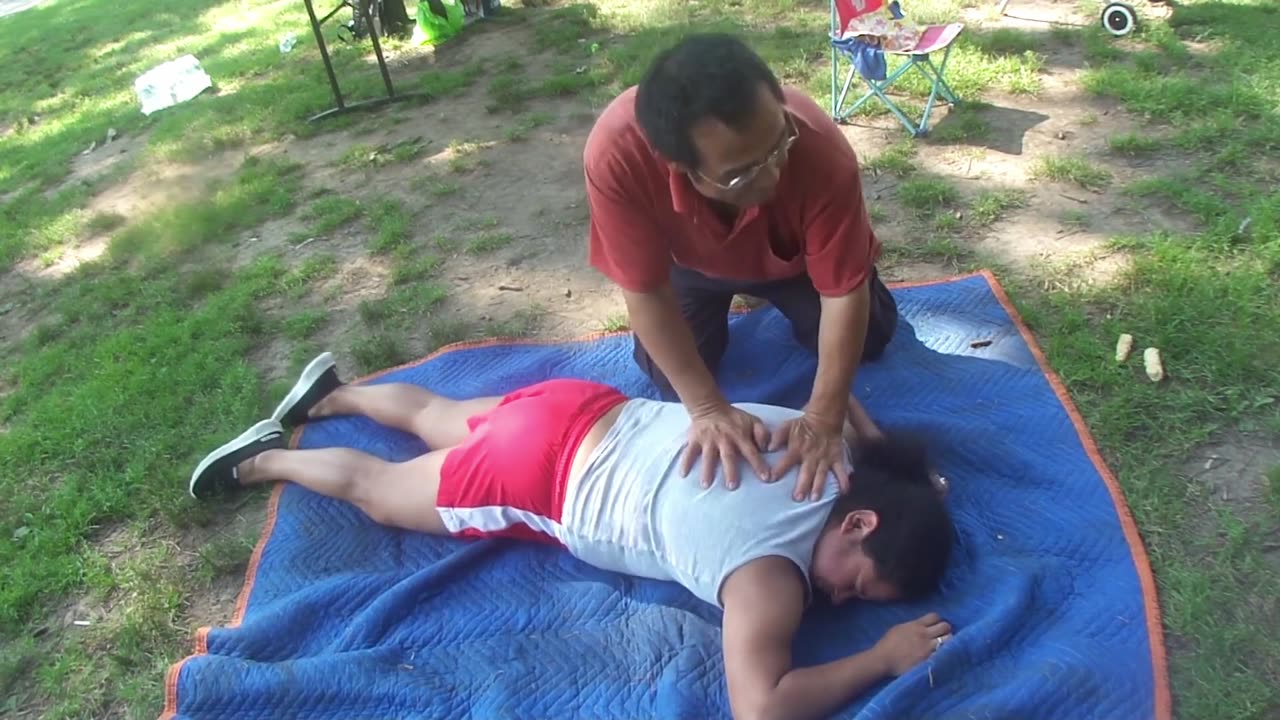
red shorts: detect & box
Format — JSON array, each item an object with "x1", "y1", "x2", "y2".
[{"x1": 436, "y1": 379, "x2": 627, "y2": 546}]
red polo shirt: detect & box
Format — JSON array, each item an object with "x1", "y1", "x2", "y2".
[{"x1": 584, "y1": 85, "x2": 879, "y2": 296}]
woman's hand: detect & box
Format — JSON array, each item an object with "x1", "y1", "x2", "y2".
[{"x1": 872, "y1": 612, "x2": 954, "y2": 676}]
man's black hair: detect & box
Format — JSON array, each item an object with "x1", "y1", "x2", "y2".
[
  {"x1": 828, "y1": 434, "x2": 953, "y2": 599},
  {"x1": 635, "y1": 33, "x2": 784, "y2": 170}
]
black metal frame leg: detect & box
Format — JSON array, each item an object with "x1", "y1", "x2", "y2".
[{"x1": 301, "y1": 0, "x2": 425, "y2": 122}]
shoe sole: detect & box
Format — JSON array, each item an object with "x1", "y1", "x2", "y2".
[
  {"x1": 189, "y1": 419, "x2": 284, "y2": 498},
  {"x1": 271, "y1": 352, "x2": 337, "y2": 424}
]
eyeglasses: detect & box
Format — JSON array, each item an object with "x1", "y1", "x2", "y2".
[{"x1": 696, "y1": 114, "x2": 799, "y2": 192}]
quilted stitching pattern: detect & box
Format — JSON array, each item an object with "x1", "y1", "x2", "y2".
[{"x1": 171, "y1": 275, "x2": 1160, "y2": 719}]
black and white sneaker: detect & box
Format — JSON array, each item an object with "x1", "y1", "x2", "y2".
[
  {"x1": 189, "y1": 419, "x2": 285, "y2": 499},
  {"x1": 271, "y1": 352, "x2": 344, "y2": 427}
]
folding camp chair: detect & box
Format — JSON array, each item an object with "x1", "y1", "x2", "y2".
[{"x1": 829, "y1": 0, "x2": 964, "y2": 137}]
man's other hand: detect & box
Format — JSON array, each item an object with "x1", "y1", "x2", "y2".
[
  {"x1": 768, "y1": 414, "x2": 850, "y2": 500},
  {"x1": 681, "y1": 404, "x2": 771, "y2": 490}
]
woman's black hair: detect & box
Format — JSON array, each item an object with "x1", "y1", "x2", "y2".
[{"x1": 828, "y1": 433, "x2": 953, "y2": 599}]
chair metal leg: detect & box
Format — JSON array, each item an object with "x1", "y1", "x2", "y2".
[
  {"x1": 302, "y1": 0, "x2": 427, "y2": 122},
  {"x1": 831, "y1": 45, "x2": 840, "y2": 119},
  {"x1": 832, "y1": 45, "x2": 961, "y2": 136},
  {"x1": 835, "y1": 65, "x2": 861, "y2": 120},
  {"x1": 304, "y1": 0, "x2": 345, "y2": 112},
  {"x1": 870, "y1": 80, "x2": 923, "y2": 136},
  {"x1": 910, "y1": 44, "x2": 959, "y2": 136},
  {"x1": 912, "y1": 53, "x2": 960, "y2": 104},
  {"x1": 847, "y1": 60, "x2": 911, "y2": 114},
  {"x1": 848, "y1": 61, "x2": 919, "y2": 135}
]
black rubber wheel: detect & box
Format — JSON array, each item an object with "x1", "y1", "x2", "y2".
[{"x1": 1101, "y1": 2, "x2": 1138, "y2": 37}]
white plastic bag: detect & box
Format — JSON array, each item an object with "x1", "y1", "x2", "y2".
[{"x1": 133, "y1": 55, "x2": 213, "y2": 116}]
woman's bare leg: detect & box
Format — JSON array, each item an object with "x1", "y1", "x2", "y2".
[
  {"x1": 238, "y1": 446, "x2": 454, "y2": 534},
  {"x1": 311, "y1": 383, "x2": 502, "y2": 449}
]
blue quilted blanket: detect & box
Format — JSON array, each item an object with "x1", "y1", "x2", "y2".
[{"x1": 163, "y1": 272, "x2": 1169, "y2": 720}]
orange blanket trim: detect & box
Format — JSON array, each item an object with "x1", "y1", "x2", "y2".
[{"x1": 158, "y1": 269, "x2": 1171, "y2": 720}]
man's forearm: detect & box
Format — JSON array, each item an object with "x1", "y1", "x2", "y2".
[
  {"x1": 623, "y1": 286, "x2": 725, "y2": 413},
  {"x1": 755, "y1": 649, "x2": 888, "y2": 720},
  {"x1": 807, "y1": 282, "x2": 871, "y2": 428}
]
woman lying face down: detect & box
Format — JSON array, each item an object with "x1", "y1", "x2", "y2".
[{"x1": 190, "y1": 353, "x2": 954, "y2": 720}]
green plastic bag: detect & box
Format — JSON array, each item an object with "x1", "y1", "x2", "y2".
[{"x1": 416, "y1": 0, "x2": 465, "y2": 45}]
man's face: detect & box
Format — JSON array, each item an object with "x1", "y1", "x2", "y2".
[
  {"x1": 681, "y1": 84, "x2": 797, "y2": 209},
  {"x1": 810, "y1": 510, "x2": 901, "y2": 606}
]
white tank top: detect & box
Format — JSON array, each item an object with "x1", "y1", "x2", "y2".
[{"x1": 559, "y1": 398, "x2": 842, "y2": 608}]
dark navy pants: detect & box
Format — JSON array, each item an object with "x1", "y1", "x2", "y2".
[{"x1": 633, "y1": 266, "x2": 898, "y2": 401}]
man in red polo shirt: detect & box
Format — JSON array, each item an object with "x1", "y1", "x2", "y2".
[{"x1": 584, "y1": 33, "x2": 898, "y2": 500}]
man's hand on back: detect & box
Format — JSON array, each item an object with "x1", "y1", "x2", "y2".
[
  {"x1": 768, "y1": 413, "x2": 850, "y2": 501},
  {"x1": 681, "y1": 403, "x2": 771, "y2": 490}
]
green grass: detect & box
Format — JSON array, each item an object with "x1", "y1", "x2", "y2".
[
  {"x1": 387, "y1": 284, "x2": 448, "y2": 322},
  {"x1": 390, "y1": 250, "x2": 444, "y2": 286},
  {"x1": 932, "y1": 213, "x2": 963, "y2": 235},
  {"x1": 427, "y1": 180, "x2": 461, "y2": 197},
  {"x1": 897, "y1": 176, "x2": 961, "y2": 211},
  {"x1": 886, "y1": 44, "x2": 1044, "y2": 100},
  {"x1": 1108, "y1": 132, "x2": 1164, "y2": 156},
  {"x1": 863, "y1": 141, "x2": 918, "y2": 177},
  {"x1": 427, "y1": 304, "x2": 547, "y2": 348},
  {"x1": 506, "y1": 111, "x2": 556, "y2": 142},
  {"x1": 1061, "y1": 208, "x2": 1091, "y2": 229},
  {"x1": 484, "y1": 305, "x2": 545, "y2": 338},
  {"x1": 972, "y1": 28, "x2": 1043, "y2": 56},
  {"x1": 0, "y1": 0, "x2": 420, "y2": 256},
  {"x1": 532, "y1": 3, "x2": 599, "y2": 52},
  {"x1": 445, "y1": 139, "x2": 488, "y2": 173},
  {"x1": 1019, "y1": 233, "x2": 1280, "y2": 717},
  {"x1": 432, "y1": 233, "x2": 460, "y2": 253},
  {"x1": 421, "y1": 62, "x2": 486, "y2": 97},
  {"x1": 194, "y1": 533, "x2": 256, "y2": 584},
  {"x1": 85, "y1": 211, "x2": 127, "y2": 235},
  {"x1": 1017, "y1": 4, "x2": 1280, "y2": 716},
  {"x1": 1268, "y1": 466, "x2": 1280, "y2": 519},
  {"x1": 293, "y1": 195, "x2": 363, "y2": 242},
  {"x1": 968, "y1": 188, "x2": 1028, "y2": 227},
  {"x1": 338, "y1": 138, "x2": 426, "y2": 169},
  {"x1": 1031, "y1": 154, "x2": 1113, "y2": 191},
  {"x1": 0, "y1": 153, "x2": 325, "y2": 715},
  {"x1": 460, "y1": 215, "x2": 500, "y2": 231},
  {"x1": 105, "y1": 157, "x2": 303, "y2": 263},
  {"x1": 280, "y1": 254, "x2": 338, "y2": 297},
  {"x1": 369, "y1": 199, "x2": 411, "y2": 254},
  {"x1": 427, "y1": 317, "x2": 474, "y2": 351},
  {"x1": 465, "y1": 231, "x2": 515, "y2": 254},
  {"x1": 881, "y1": 235, "x2": 974, "y2": 268},
  {"x1": 600, "y1": 313, "x2": 629, "y2": 332},
  {"x1": 351, "y1": 333, "x2": 410, "y2": 374},
  {"x1": 282, "y1": 309, "x2": 328, "y2": 340},
  {"x1": 1122, "y1": 175, "x2": 1229, "y2": 227},
  {"x1": 931, "y1": 103, "x2": 991, "y2": 143}
]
